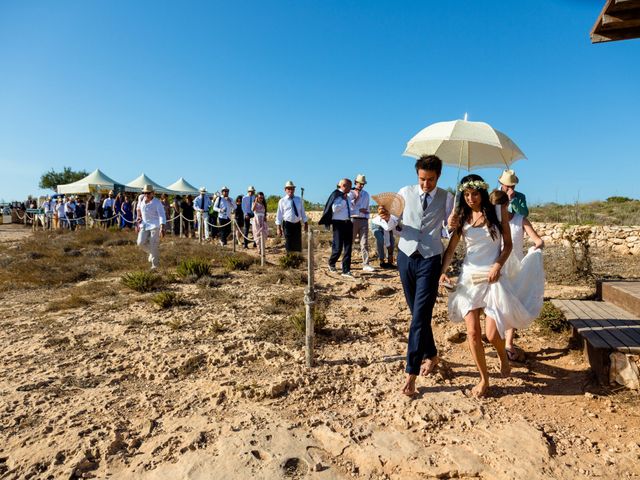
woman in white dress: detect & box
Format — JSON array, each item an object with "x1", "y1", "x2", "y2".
[
  {"x1": 490, "y1": 190, "x2": 545, "y2": 361},
  {"x1": 251, "y1": 192, "x2": 269, "y2": 246},
  {"x1": 440, "y1": 175, "x2": 533, "y2": 397}
]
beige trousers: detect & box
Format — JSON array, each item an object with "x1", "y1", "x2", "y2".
[
  {"x1": 351, "y1": 217, "x2": 370, "y2": 266},
  {"x1": 137, "y1": 228, "x2": 161, "y2": 269}
]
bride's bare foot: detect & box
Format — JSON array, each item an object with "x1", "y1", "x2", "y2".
[
  {"x1": 401, "y1": 374, "x2": 417, "y2": 397},
  {"x1": 419, "y1": 356, "x2": 439, "y2": 376},
  {"x1": 499, "y1": 354, "x2": 511, "y2": 377},
  {"x1": 471, "y1": 379, "x2": 489, "y2": 398}
]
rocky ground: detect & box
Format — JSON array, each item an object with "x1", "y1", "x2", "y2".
[{"x1": 0, "y1": 223, "x2": 639, "y2": 479}]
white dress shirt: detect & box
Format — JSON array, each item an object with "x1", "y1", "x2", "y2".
[
  {"x1": 138, "y1": 197, "x2": 166, "y2": 230},
  {"x1": 194, "y1": 194, "x2": 212, "y2": 212},
  {"x1": 331, "y1": 193, "x2": 351, "y2": 221},
  {"x1": 348, "y1": 189, "x2": 370, "y2": 219},
  {"x1": 275, "y1": 195, "x2": 307, "y2": 225},
  {"x1": 420, "y1": 186, "x2": 455, "y2": 238},
  {"x1": 214, "y1": 196, "x2": 235, "y2": 219},
  {"x1": 241, "y1": 194, "x2": 255, "y2": 215}
]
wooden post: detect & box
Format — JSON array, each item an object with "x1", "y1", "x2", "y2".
[
  {"x1": 232, "y1": 220, "x2": 236, "y2": 252},
  {"x1": 179, "y1": 213, "x2": 183, "y2": 238},
  {"x1": 198, "y1": 213, "x2": 203, "y2": 244},
  {"x1": 260, "y1": 233, "x2": 265, "y2": 266},
  {"x1": 304, "y1": 229, "x2": 315, "y2": 368}
]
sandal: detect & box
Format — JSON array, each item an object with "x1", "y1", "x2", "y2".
[{"x1": 506, "y1": 348, "x2": 518, "y2": 362}]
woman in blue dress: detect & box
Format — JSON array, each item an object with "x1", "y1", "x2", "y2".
[{"x1": 120, "y1": 195, "x2": 134, "y2": 229}]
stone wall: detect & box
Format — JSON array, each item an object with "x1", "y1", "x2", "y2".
[
  {"x1": 305, "y1": 212, "x2": 640, "y2": 256},
  {"x1": 530, "y1": 223, "x2": 640, "y2": 256}
]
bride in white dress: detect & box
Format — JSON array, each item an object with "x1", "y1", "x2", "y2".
[{"x1": 440, "y1": 175, "x2": 534, "y2": 397}]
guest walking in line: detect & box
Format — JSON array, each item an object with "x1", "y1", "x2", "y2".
[
  {"x1": 390, "y1": 155, "x2": 454, "y2": 397},
  {"x1": 120, "y1": 195, "x2": 134, "y2": 229},
  {"x1": 214, "y1": 186, "x2": 235, "y2": 245},
  {"x1": 102, "y1": 191, "x2": 115, "y2": 227},
  {"x1": 171, "y1": 195, "x2": 181, "y2": 235},
  {"x1": 181, "y1": 195, "x2": 195, "y2": 238},
  {"x1": 349, "y1": 174, "x2": 374, "y2": 272},
  {"x1": 275, "y1": 180, "x2": 308, "y2": 253},
  {"x1": 252, "y1": 191, "x2": 269, "y2": 247},
  {"x1": 498, "y1": 169, "x2": 529, "y2": 217},
  {"x1": 319, "y1": 178, "x2": 354, "y2": 278},
  {"x1": 136, "y1": 184, "x2": 166, "y2": 270},
  {"x1": 235, "y1": 195, "x2": 245, "y2": 245},
  {"x1": 242, "y1": 186, "x2": 257, "y2": 248},
  {"x1": 194, "y1": 187, "x2": 212, "y2": 241},
  {"x1": 371, "y1": 204, "x2": 397, "y2": 268}
]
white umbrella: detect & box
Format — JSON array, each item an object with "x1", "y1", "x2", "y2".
[{"x1": 402, "y1": 115, "x2": 526, "y2": 171}]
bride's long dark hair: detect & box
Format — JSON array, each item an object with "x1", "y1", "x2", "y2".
[{"x1": 455, "y1": 174, "x2": 502, "y2": 240}]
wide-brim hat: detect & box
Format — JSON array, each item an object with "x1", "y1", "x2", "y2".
[
  {"x1": 498, "y1": 169, "x2": 519, "y2": 187},
  {"x1": 142, "y1": 184, "x2": 155, "y2": 193},
  {"x1": 372, "y1": 192, "x2": 404, "y2": 217},
  {"x1": 354, "y1": 174, "x2": 367, "y2": 185},
  {"x1": 221, "y1": 186, "x2": 229, "y2": 191},
  {"x1": 199, "y1": 186, "x2": 207, "y2": 193},
  {"x1": 247, "y1": 185, "x2": 256, "y2": 192},
  {"x1": 284, "y1": 180, "x2": 296, "y2": 188}
]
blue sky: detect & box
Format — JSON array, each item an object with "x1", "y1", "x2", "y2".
[{"x1": 1, "y1": 0, "x2": 638, "y2": 205}]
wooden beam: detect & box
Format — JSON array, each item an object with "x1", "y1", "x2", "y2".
[{"x1": 601, "y1": 14, "x2": 640, "y2": 30}]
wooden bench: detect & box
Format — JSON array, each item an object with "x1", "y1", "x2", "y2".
[{"x1": 552, "y1": 298, "x2": 640, "y2": 384}]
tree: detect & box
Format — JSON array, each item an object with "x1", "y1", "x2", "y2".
[{"x1": 39, "y1": 167, "x2": 89, "y2": 191}]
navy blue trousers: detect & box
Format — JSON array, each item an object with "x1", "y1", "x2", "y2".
[
  {"x1": 398, "y1": 250, "x2": 441, "y2": 375},
  {"x1": 329, "y1": 220, "x2": 353, "y2": 273}
]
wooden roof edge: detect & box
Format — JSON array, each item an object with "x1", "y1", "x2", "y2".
[{"x1": 591, "y1": 0, "x2": 640, "y2": 43}]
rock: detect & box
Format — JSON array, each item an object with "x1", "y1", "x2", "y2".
[
  {"x1": 106, "y1": 432, "x2": 128, "y2": 456},
  {"x1": 447, "y1": 331, "x2": 466, "y2": 343},
  {"x1": 312, "y1": 425, "x2": 350, "y2": 457},
  {"x1": 374, "y1": 286, "x2": 396, "y2": 297},
  {"x1": 268, "y1": 380, "x2": 289, "y2": 398}
]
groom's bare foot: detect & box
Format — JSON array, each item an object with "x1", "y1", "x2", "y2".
[
  {"x1": 471, "y1": 379, "x2": 489, "y2": 398},
  {"x1": 401, "y1": 374, "x2": 417, "y2": 397},
  {"x1": 419, "y1": 356, "x2": 439, "y2": 376}
]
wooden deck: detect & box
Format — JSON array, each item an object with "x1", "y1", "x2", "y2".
[{"x1": 553, "y1": 298, "x2": 640, "y2": 383}]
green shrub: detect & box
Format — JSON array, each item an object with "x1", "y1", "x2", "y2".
[
  {"x1": 535, "y1": 301, "x2": 569, "y2": 334},
  {"x1": 289, "y1": 308, "x2": 327, "y2": 334},
  {"x1": 279, "y1": 252, "x2": 305, "y2": 269},
  {"x1": 151, "y1": 291, "x2": 184, "y2": 309},
  {"x1": 176, "y1": 257, "x2": 211, "y2": 278},
  {"x1": 606, "y1": 196, "x2": 633, "y2": 203},
  {"x1": 121, "y1": 271, "x2": 163, "y2": 292},
  {"x1": 223, "y1": 254, "x2": 253, "y2": 271}
]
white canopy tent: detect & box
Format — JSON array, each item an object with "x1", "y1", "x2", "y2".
[
  {"x1": 57, "y1": 169, "x2": 122, "y2": 194},
  {"x1": 166, "y1": 177, "x2": 199, "y2": 196},
  {"x1": 125, "y1": 173, "x2": 175, "y2": 194}
]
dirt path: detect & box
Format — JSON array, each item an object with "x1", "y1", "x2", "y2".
[{"x1": 0, "y1": 233, "x2": 639, "y2": 479}]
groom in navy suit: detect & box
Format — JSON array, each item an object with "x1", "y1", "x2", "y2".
[{"x1": 390, "y1": 155, "x2": 454, "y2": 396}]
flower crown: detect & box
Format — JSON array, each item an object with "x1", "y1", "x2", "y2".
[{"x1": 458, "y1": 180, "x2": 489, "y2": 192}]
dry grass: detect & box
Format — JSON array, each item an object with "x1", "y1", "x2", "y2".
[
  {"x1": 530, "y1": 198, "x2": 640, "y2": 225},
  {"x1": 121, "y1": 271, "x2": 164, "y2": 293},
  {"x1": 45, "y1": 295, "x2": 92, "y2": 312},
  {"x1": 0, "y1": 229, "x2": 256, "y2": 291},
  {"x1": 151, "y1": 291, "x2": 186, "y2": 309}
]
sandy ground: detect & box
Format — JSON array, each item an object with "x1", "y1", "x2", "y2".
[{"x1": 1, "y1": 224, "x2": 639, "y2": 479}]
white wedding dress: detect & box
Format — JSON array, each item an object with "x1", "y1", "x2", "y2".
[{"x1": 448, "y1": 209, "x2": 544, "y2": 338}]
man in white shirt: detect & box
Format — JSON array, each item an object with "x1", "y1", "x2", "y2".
[
  {"x1": 325, "y1": 178, "x2": 354, "y2": 277},
  {"x1": 275, "y1": 180, "x2": 308, "y2": 253},
  {"x1": 64, "y1": 196, "x2": 77, "y2": 231},
  {"x1": 241, "y1": 185, "x2": 257, "y2": 248},
  {"x1": 194, "y1": 187, "x2": 212, "y2": 241},
  {"x1": 213, "y1": 186, "x2": 235, "y2": 246},
  {"x1": 390, "y1": 155, "x2": 454, "y2": 397},
  {"x1": 136, "y1": 184, "x2": 166, "y2": 270},
  {"x1": 102, "y1": 191, "x2": 116, "y2": 227},
  {"x1": 348, "y1": 174, "x2": 374, "y2": 272},
  {"x1": 42, "y1": 196, "x2": 53, "y2": 230},
  {"x1": 55, "y1": 198, "x2": 66, "y2": 229}
]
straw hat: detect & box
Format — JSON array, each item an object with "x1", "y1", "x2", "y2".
[
  {"x1": 247, "y1": 185, "x2": 256, "y2": 192},
  {"x1": 199, "y1": 186, "x2": 207, "y2": 193},
  {"x1": 354, "y1": 174, "x2": 367, "y2": 185},
  {"x1": 142, "y1": 184, "x2": 155, "y2": 193},
  {"x1": 284, "y1": 180, "x2": 296, "y2": 188},
  {"x1": 498, "y1": 169, "x2": 519, "y2": 187},
  {"x1": 371, "y1": 192, "x2": 405, "y2": 217}
]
